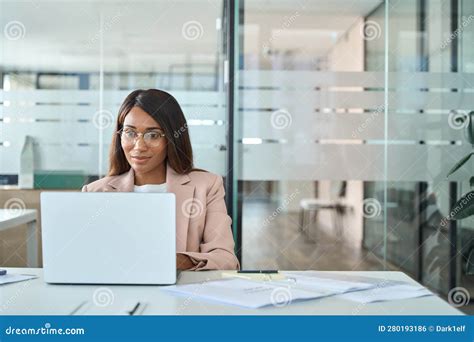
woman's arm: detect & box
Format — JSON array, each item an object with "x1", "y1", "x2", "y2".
[{"x1": 179, "y1": 174, "x2": 240, "y2": 271}]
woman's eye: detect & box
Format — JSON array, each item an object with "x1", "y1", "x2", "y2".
[
  {"x1": 147, "y1": 132, "x2": 160, "y2": 140},
  {"x1": 124, "y1": 131, "x2": 136, "y2": 139}
]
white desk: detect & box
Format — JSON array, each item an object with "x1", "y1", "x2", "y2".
[
  {"x1": 0, "y1": 268, "x2": 462, "y2": 315},
  {"x1": 0, "y1": 209, "x2": 38, "y2": 267}
]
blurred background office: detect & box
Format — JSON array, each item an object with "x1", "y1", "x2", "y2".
[{"x1": 1, "y1": 0, "x2": 474, "y2": 312}]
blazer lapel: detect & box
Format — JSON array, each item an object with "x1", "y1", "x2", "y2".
[
  {"x1": 107, "y1": 168, "x2": 135, "y2": 192},
  {"x1": 166, "y1": 164, "x2": 195, "y2": 251}
]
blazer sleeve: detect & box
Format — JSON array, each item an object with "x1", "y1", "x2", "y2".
[{"x1": 178, "y1": 175, "x2": 240, "y2": 271}]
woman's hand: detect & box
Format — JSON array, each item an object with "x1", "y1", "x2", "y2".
[{"x1": 176, "y1": 253, "x2": 195, "y2": 270}]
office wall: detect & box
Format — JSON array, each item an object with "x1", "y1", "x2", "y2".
[
  {"x1": 0, "y1": 0, "x2": 228, "y2": 266},
  {"x1": 0, "y1": 0, "x2": 228, "y2": 183}
]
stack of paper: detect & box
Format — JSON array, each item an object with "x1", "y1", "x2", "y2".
[
  {"x1": 338, "y1": 284, "x2": 433, "y2": 303},
  {"x1": 163, "y1": 272, "x2": 434, "y2": 309},
  {"x1": 283, "y1": 272, "x2": 433, "y2": 303},
  {"x1": 276, "y1": 271, "x2": 382, "y2": 293},
  {"x1": 163, "y1": 278, "x2": 332, "y2": 309}
]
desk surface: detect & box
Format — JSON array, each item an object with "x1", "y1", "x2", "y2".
[
  {"x1": 0, "y1": 209, "x2": 37, "y2": 230},
  {"x1": 0, "y1": 268, "x2": 462, "y2": 315}
]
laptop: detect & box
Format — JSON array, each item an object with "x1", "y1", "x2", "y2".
[{"x1": 40, "y1": 192, "x2": 176, "y2": 285}]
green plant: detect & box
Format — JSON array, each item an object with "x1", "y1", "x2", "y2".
[{"x1": 446, "y1": 111, "x2": 474, "y2": 219}]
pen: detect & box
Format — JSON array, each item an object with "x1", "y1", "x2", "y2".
[
  {"x1": 128, "y1": 302, "x2": 141, "y2": 316},
  {"x1": 70, "y1": 301, "x2": 88, "y2": 315},
  {"x1": 237, "y1": 270, "x2": 278, "y2": 274}
]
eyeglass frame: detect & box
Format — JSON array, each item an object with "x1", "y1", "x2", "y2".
[{"x1": 117, "y1": 127, "x2": 167, "y2": 146}]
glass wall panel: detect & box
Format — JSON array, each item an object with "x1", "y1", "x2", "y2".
[
  {"x1": 0, "y1": 0, "x2": 227, "y2": 266},
  {"x1": 237, "y1": 0, "x2": 474, "y2": 308},
  {"x1": 382, "y1": 0, "x2": 474, "y2": 298},
  {"x1": 238, "y1": 0, "x2": 387, "y2": 271}
]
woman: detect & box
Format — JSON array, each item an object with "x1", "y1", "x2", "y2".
[{"x1": 82, "y1": 89, "x2": 239, "y2": 271}]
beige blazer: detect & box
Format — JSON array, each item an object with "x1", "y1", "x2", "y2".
[{"x1": 82, "y1": 164, "x2": 240, "y2": 271}]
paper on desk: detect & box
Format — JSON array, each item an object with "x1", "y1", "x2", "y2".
[
  {"x1": 163, "y1": 278, "x2": 333, "y2": 309},
  {"x1": 0, "y1": 273, "x2": 37, "y2": 285},
  {"x1": 278, "y1": 271, "x2": 389, "y2": 294},
  {"x1": 338, "y1": 284, "x2": 433, "y2": 303},
  {"x1": 286, "y1": 271, "x2": 405, "y2": 285},
  {"x1": 221, "y1": 271, "x2": 287, "y2": 282}
]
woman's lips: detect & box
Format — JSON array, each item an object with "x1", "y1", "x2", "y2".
[{"x1": 131, "y1": 156, "x2": 151, "y2": 164}]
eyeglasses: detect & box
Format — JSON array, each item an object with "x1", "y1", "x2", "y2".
[{"x1": 118, "y1": 128, "x2": 166, "y2": 147}]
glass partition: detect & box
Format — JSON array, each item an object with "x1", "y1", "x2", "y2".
[
  {"x1": 237, "y1": 0, "x2": 387, "y2": 271},
  {"x1": 0, "y1": 0, "x2": 228, "y2": 266}
]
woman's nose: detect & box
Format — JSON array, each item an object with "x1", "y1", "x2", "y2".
[{"x1": 133, "y1": 136, "x2": 148, "y2": 150}]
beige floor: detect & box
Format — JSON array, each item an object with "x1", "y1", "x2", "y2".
[{"x1": 241, "y1": 200, "x2": 385, "y2": 271}]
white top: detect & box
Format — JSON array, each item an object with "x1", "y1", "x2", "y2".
[{"x1": 133, "y1": 183, "x2": 167, "y2": 193}]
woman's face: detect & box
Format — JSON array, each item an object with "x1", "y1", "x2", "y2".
[{"x1": 121, "y1": 106, "x2": 167, "y2": 176}]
